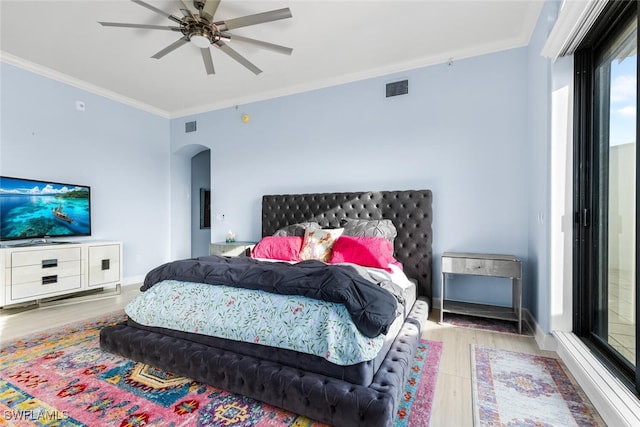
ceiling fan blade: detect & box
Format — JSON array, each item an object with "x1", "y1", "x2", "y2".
[
  {"x1": 201, "y1": 0, "x2": 221, "y2": 22},
  {"x1": 217, "y1": 8, "x2": 292, "y2": 31},
  {"x1": 131, "y1": 0, "x2": 183, "y2": 24},
  {"x1": 222, "y1": 33, "x2": 292, "y2": 55},
  {"x1": 201, "y1": 48, "x2": 215, "y2": 75},
  {"x1": 99, "y1": 22, "x2": 182, "y2": 31},
  {"x1": 177, "y1": 0, "x2": 194, "y2": 17},
  {"x1": 151, "y1": 36, "x2": 189, "y2": 59},
  {"x1": 215, "y1": 41, "x2": 262, "y2": 75}
]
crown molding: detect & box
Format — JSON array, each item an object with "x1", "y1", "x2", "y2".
[{"x1": 0, "y1": 52, "x2": 171, "y2": 119}]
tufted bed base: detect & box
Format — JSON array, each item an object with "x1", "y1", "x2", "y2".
[
  {"x1": 100, "y1": 190, "x2": 433, "y2": 426},
  {"x1": 100, "y1": 299, "x2": 429, "y2": 427}
]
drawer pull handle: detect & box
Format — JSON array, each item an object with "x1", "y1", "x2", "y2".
[
  {"x1": 42, "y1": 259, "x2": 58, "y2": 268},
  {"x1": 42, "y1": 275, "x2": 58, "y2": 285},
  {"x1": 101, "y1": 259, "x2": 110, "y2": 271}
]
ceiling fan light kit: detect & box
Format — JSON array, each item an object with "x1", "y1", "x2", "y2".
[
  {"x1": 190, "y1": 34, "x2": 211, "y2": 48},
  {"x1": 99, "y1": 0, "x2": 293, "y2": 75}
]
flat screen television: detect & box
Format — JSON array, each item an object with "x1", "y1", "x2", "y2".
[{"x1": 0, "y1": 176, "x2": 91, "y2": 242}]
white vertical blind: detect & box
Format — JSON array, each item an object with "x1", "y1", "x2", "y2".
[{"x1": 542, "y1": 0, "x2": 609, "y2": 59}]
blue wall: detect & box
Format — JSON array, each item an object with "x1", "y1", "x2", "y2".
[
  {"x1": 171, "y1": 46, "x2": 532, "y2": 310},
  {"x1": 526, "y1": 1, "x2": 560, "y2": 334},
  {"x1": 0, "y1": 62, "x2": 172, "y2": 283}
]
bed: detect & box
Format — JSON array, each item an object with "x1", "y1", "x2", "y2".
[{"x1": 100, "y1": 190, "x2": 433, "y2": 426}]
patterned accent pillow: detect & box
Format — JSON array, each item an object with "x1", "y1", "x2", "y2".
[
  {"x1": 299, "y1": 228, "x2": 344, "y2": 262},
  {"x1": 273, "y1": 222, "x2": 321, "y2": 237},
  {"x1": 341, "y1": 218, "x2": 397, "y2": 242}
]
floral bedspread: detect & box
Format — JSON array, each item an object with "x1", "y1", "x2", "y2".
[{"x1": 125, "y1": 279, "x2": 385, "y2": 365}]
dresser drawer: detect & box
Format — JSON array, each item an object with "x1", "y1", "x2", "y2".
[
  {"x1": 11, "y1": 247, "x2": 81, "y2": 268},
  {"x1": 442, "y1": 256, "x2": 521, "y2": 278},
  {"x1": 11, "y1": 260, "x2": 82, "y2": 285},
  {"x1": 11, "y1": 267, "x2": 82, "y2": 300}
]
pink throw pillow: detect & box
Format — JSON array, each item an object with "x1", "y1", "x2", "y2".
[
  {"x1": 328, "y1": 236, "x2": 398, "y2": 271},
  {"x1": 251, "y1": 236, "x2": 304, "y2": 261}
]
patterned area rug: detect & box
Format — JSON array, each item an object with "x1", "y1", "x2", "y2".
[
  {"x1": 442, "y1": 313, "x2": 528, "y2": 335},
  {"x1": 471, "y1": 345, "x2": 604, "y2": 426},
  {"x1": 0, "y1": 311, "x2": 443, "y2": 426}
]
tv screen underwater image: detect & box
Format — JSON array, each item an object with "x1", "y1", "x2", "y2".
[{"x1": 0, "y1": 176, "x2": 91, "y2": 241}]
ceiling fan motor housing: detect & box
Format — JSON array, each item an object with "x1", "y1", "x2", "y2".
[{"x1": 182, "y1": 18, "x2": 220, "y2": 45}]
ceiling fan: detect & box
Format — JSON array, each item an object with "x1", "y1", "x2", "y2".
[{"x1": 99, "y1": 0, "x2": 293, "y2": 75}]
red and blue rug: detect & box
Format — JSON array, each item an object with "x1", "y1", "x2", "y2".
[
  {"x1": 471, "y1": 345, "x2": 604, "y2": 426},
  {"x1": 0, "y1": 311, "x2": 442, "y2": 426}
]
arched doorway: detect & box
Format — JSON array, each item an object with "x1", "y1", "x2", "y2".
[
  {"x1": 170, "y1": 143, "x2": 211, "y2": 260},
  {"x1": 191, "y1": 149, "x2": 211, "y2": 257}
]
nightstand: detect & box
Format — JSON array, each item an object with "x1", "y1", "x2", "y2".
[
  {"x1": 209, "y1": 241, "x2": 256, "y2": 257},
  {"x1": 440, "y1": 252, "x2": 522, "y2": 333}
]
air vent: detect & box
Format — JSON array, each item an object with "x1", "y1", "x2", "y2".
[
  {"x1": 386, "y1": 80, "x2": 408, "y2": 98},
  {"x1": 185, "y1": 121, "x2": 197, "y2": 133}
]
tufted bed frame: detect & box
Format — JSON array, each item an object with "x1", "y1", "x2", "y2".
[{"x1": 100, "y1": 189, "x2": 433, "y2": 426}]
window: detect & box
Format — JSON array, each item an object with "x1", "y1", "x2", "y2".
[{"x1": 574, "y1": 0, "x2": 639, "y2": 394}]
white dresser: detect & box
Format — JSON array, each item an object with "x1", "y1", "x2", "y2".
[{"x1": 0, "y1": 241, "x2": 122, "y2": 307}]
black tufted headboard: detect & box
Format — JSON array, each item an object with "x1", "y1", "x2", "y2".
[{"x1": 262, "y1": 190, "x2": 433, "y2": 301}]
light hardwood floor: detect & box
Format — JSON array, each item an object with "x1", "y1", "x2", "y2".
[
  {"x1": 422, "y1": 314, "x2": 564, "y2": 426},
  {"x1": 0, "y1": 285, "x2": 141, "y2": 343},
  {"x1": 0, "y1": 287, "x2": 600, "y2": 426}
]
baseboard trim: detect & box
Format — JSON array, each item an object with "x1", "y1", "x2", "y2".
[
  {"x1": 124, "y1": 275, "x2": 145, "y2": 286},
  {"x1": 524, "y1": 308, "x2": 558, "y2": 351},
  {"x1": 554, "y1": 330, "x2": 640, "y2": 427}
]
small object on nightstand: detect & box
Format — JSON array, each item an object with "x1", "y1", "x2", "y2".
[
  {"x1": 225, "y1": 230, "x2": 236, "y2": 243},
  {"x1": 210, "y1": 241, "x2": 256, "y2": 257},
  {"x1": 440, "y1": 252, "x2": 522, "y2": 333}
]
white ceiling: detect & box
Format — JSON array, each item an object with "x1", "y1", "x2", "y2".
[{"x1": 0, "y1": 0, "x2": 544, "y2": 118}]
